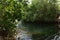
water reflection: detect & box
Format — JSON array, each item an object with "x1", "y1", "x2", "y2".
[
  {"x1": 15, "y1": 20, "x2": 32, "y2": 40},
  {"x1": 15, "y1": 29, "x2": 32, "y2": 40},
  {"x1": 16, "y1": 20, "x2": 57, "y2": 40}
]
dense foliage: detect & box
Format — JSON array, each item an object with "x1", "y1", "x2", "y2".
[
  {"x1": 22, "y1": 0, "x2": 58, "y2": 22},
  {"x1": 0, "y1": 0, "x2": 59, "y2": 38},
  {"x1": 0, "y1": 0, "x2": 25, "y2": 37}
]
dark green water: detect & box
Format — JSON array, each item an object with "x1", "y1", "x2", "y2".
[{"x1": 17, "y1": 21, "x2": 58, "y2": 40}]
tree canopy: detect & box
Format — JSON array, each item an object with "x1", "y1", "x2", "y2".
[{"x1": 22, "y1": 0, "x2": 58, "y2": 22}]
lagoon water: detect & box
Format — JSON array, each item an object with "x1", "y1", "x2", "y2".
[
  {"x1": 15, "y1": 20, "x2": 32, "y2": 40},
  {"x1": 15, "y1": 20, "x2": 58, "y2": 40}
]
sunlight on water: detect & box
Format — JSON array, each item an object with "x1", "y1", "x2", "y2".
[{"x1": 15, "y1": 20, "x2": 32, "y2": 40}]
